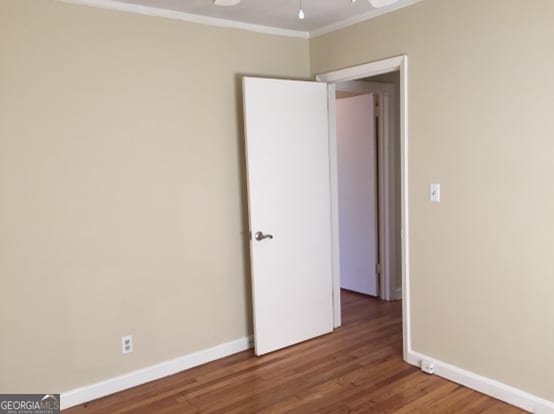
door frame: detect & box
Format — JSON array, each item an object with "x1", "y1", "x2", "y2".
[
  {"x1": 335, "y1": 80, "x2": 397, "y2": 302},
  {"x1": 316, "y1": 55, "x2": 410, "y2": 361}
]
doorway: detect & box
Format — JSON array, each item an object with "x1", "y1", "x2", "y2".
[
  {"x1": 335, "y1": 75, "x2": 400, "y2": 303},
  {"x1": 316, "y1": 55, "x2": 410, "y2": 360},
  {"x1": 241, "y1": 56, "x2": 409, "y2": 359}
]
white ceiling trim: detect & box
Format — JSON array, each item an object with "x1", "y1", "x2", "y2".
[
  {"x1": 57, "y1": 0, "x2": 423, "y2": 39},
  {"x1": 310, "y1": 0, "x2": 423, "y2": 38},
  {"x1": 57, "y1": 0, "x2": 309, "y2": 38}
]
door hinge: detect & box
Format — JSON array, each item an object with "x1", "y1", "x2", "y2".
[{"x1": 376, "y1": 263, "x2": 382, "y2": 275}]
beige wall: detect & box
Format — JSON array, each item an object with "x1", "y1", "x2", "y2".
[
  {"x1": 311, "y1": 0, "x2": 554, "y2": 401},
  {"x1": 0, "y1": 0, "x2": 309, "y2": 392},
  {"x1": 3, "y1": 0, "x2": 554, "y2": 403}
]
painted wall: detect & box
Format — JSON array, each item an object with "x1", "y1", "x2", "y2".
[
  {"x1": 336, "y1": 94, "x2": 378, "y2": 296},
  {"x1": 0, "y1": 0, "x2": 309, "y2": 393},
  {"x1": 311, "y1": 0, "x2": 554, "y2": 401}
]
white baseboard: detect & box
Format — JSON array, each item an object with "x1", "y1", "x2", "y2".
[
  {"x1": 61, "y1": 336, "x2": 253, "y2": 410},
  {"x1": 406, "y1": 350, "x2": 554, "y2": 414},
  {"x1": 60, "y1": 339, "x2": 554, "y2": 412}
]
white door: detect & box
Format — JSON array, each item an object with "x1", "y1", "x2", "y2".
[
  {"x1": 242, "y1": 77, "x2": 334, "y2": 356},
  {"x1": 336, "y1": 94, "x2": 379, "y2": 296}
]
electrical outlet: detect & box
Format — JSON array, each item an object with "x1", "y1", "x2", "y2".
[
  {"x1": 121, "y1": 335, "x2": 133, "y2": 354},
  {"x1": 421, "y1": 360, "x2": 435, "y2": 374}
]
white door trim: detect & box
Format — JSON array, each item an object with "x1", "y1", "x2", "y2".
[
  {"x1": 316, "y1": 55, "x2": 410, "y2": 361},
  {"x1": 317, "y1": 56, "x2": 406, "y2": 83}
]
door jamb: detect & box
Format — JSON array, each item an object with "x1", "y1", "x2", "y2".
[{"x1": 316, "y1": 55, "x2": 410, "y2": 361}]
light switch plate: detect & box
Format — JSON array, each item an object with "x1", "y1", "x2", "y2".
[{"x1": 430, "y1": 183, "x2": 440, "y2": 202}]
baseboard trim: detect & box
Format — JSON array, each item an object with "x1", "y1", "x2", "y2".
[
  {"x1": 61, "y1": 336, "x2": 253, "y2": 410},
  {"x1": 406, "y1": 350, "x2": 554, "y2": 414}
]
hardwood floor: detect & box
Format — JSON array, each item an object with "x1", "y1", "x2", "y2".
[{"x1": 64, "y1": 290, "x2": 524, "y2": 413}]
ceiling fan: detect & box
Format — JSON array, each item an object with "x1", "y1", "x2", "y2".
[
  {"x1": 213, "y1": 0, "x2": 400, "y2": 21},
  {"x1": 213, "y1": 0, "x2": 400, "y2": 8}
]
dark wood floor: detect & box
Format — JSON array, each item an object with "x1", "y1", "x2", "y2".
[{"x1": 64, "y1": 290, "x2": 524, "y2": 413}]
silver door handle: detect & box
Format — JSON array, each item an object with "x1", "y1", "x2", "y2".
[{"x1": 254, "y1": 231, "x2": 274, "y2": 241}]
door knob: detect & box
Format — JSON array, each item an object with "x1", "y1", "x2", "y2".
[{"x1": 254, "y1": 231, "x2": 274, "y2": 241}]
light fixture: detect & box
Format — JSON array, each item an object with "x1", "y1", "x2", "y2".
[
  {"x1": 298, "y1": 0, "x2": 305, "y2": 20},
  {"x1": 294, "y1": 0, "x2": 399, "y2": 21},
  {"x1": 213, "y1": 0, "x2": 400, "y2": 18}
]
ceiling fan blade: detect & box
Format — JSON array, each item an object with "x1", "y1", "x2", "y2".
[{"x1": 368, "y1": 0, "x2": 399, "y2": 8}]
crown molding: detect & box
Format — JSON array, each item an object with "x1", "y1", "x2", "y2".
[
  {"x1": 58, "y1": 0, "x2": 424, "y2": 40},
  {"x1": 57, "y1": 0, "x2": 309, "y2": 39},
  {"x1": 309, "y1": 0, "x2": 423, "y2": 38}
]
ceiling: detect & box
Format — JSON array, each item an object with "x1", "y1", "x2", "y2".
[{"x1": 106, "y1": 0, "x2": 422, "y2": 37}]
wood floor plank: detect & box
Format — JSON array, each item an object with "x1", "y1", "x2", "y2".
[{"x1": 64, "y1": 291, "x2": 525, "y2": 413}]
